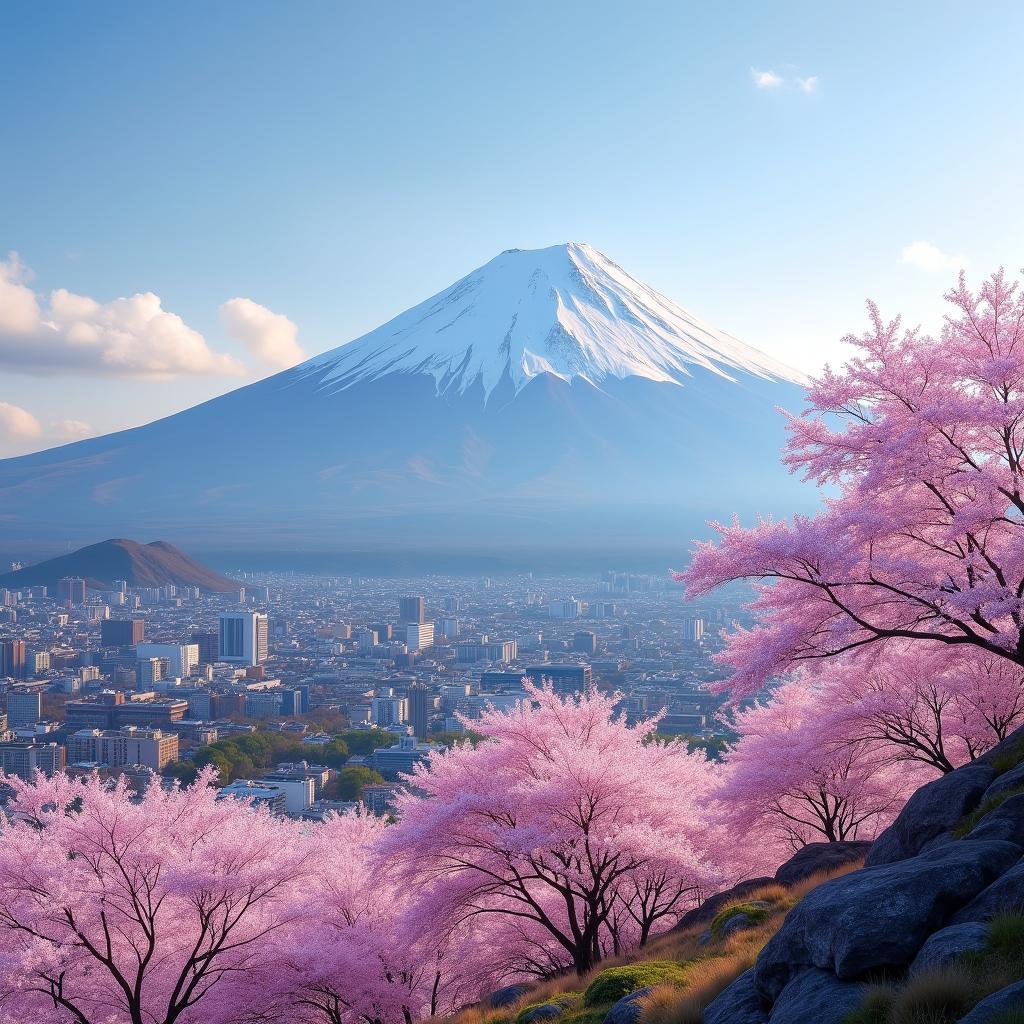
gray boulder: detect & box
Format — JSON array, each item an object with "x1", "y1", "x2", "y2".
[
  {"x1": 702, "y1": 969, "x2": 768, "y2": 1024},
  {"x1": 951, "y1": 857, "x2": 1024, "y2": 924},
  {"x1": 674, "y1": 877, "x2": 773, "y2": 931},
  {"x1": 754, "y1": 840, "x2": 1021, "y2": 1001},
  {"x1": 768, "y1": 968, "x2": 864, "y2": 1024},
  {"x1": 602, "y1": 987, "x2": 652, "y2": 1024},
  {"x1": 980, "y1": 760, "x2": 1024, "y2": 802},
  {"x1": 520, "y1": 1006, "x2": 564, "y2": 1024},
  {"x1": 957, "y1": 979, "x2": 1024, "y2": 1022},
  {"x1": 866, "y1": 762, "x2": 996, "y2": 866},
  {"x1": 908, "y1": 922, "x2": 990, "y2": 976},
  {"x1": 964, "y1": 793, "x2": 1024, "y2": 846},
  {"x1": 773, "y1": 841, "x2": 871, "y2": 887},
  {"x1": 487, "y1": 985, "x2": 529, "y2": 1008}
]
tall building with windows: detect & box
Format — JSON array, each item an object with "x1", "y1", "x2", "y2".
[
  {"x1": 682, "y1": 617, "x2": 705, "y2": 643},
  {"x1": 0, "y1": 639, "x2": 26, "y2": 679},
  {"x1": 407, "y1": 682, "x2": 433, "y2": 738},
  {"x1": 58, "y1": 577, "x2": 87, "y2": 605},
  {"x1": 218, "y1": 612, "x2": 268, "y2": 665},
  {"x1": 525, "y1": 663, "x2": 593, "y2": 695},
  {"x1": 0, "y1": 741, "x2": 65, "y2": 780},
  {"x1": 405, "y1": 622, "x2": 434, "y2": 652},
  {"x1": 101, "y1": 618, "x2": 145, "y2": 647},
  {"x1": 6, "y1": 689, "x2": 41, "y2": 727},
  {"x1": 371, "y1": 689, "x2": 408, "y2": 726},
  {"x1": 136, "y1": 643, "x2": 199, "y2": 678},
  {"x1": 67, "y1": 726, "x2": 179, "y2": 771},
  {"x1": 399, "y1": 596, "x2": 425, "y2": 624},
  {"x1": 190, "y1": 630, "x2": 219, "y2": 663}
]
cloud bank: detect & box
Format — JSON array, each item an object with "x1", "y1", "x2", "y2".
[
  {"x1": 219, "y1": 297, "x2": 306, "y2": 370},
  {"x1": 901, "y1": 240, "x2": 968, "y2": 273},
  {"x1": 0, "y1": 253, "x2": 245, "y2": 377}
]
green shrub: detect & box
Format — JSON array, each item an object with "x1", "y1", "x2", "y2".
[
  {"x1": 987, "y1": 911, "x2": 1024, "y2": 959},
  {"x1": 582, "y1": 962, "x2": 690, "y2": 1006},
  {"x1": 954, "y1": 785, "x2": 1024, "y2": 838},
  {"x1": 842, "y1": 984, "x2": 896, "y2": 1024},
  {"x1": 990, "y1": 739, "x2": 1024, "y2": 776},
  {"x1": 709, "y1": 902, "x2": 771, "y2": 941},
  {"x1": 887, "y1": 966, "x2": 974, "y2": 1024},
  {"x1": 515, "y1": 994, "x2": 581, "y2": 1024}
]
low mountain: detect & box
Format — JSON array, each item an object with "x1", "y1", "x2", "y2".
[
  {"x1": 0, "y1": 243, "x2": 813, "y2": 565},
  {"x1": 0, "y1": 538, "x2": 239, "y2": 593}
]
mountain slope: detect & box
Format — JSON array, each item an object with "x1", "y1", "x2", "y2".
[
  {"x1": 0, "y1": 244, "x2": 814, "y2": 565},
  {"x1": 0, "y1": 539, "x2": 240, "y2": 592}
]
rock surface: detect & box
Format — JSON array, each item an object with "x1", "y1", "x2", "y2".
[
  {"x1": 520, "y1": 1006, "x2": 564, "y2": 1024},
  {"x1": 866, "y1": 762, "x2": 997, "y2": 866},
  {"x1": 951, "y1": 858, "x2": 1024, "y2": 924},
  {"x1": 602, "y1": 987, "x2": 652, "y2": 1024},
  {"x1": 755, "y1": 840, "x2": 1021, "y2": 1000},
  {"x1": 487, "y1": 985, "x2": 529, "y2": 1009},
  {"x1": 908, "y1": 922, "x2": 990, "y2": 976},
  {"x1": 773, "y1": 841, "x2": 871, "y2": 886},
  {"x1": 674, "y1": 877, "x2": 773, "y2": 932},
  {"x1": 965, "y1": 793, "x2": 1024, "y2": 846},
  {"x1": 766, "y1": 968, "x2": 863, "y2": 1024},
  {"x1": 956, "y1": 979, "x2": 1024, "y2": 1022},
  {"x1": 702, "y1": 969, "x2": 768, "y2": 1024}
]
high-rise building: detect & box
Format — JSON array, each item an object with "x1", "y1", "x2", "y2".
[
  {"x1": 572, "y1": 631, "x2": 598, "y2": 655},
  {"x1": 101, "y1": 618, "x2": 145, "y2": 647},
  {"x1": 682, "y1": 617, "x2": 705, "y2": 643},
  {"x1": 399, "y1": 596, "x2": 426, "y2": 624},
  {"x1": 405, "y1": 622, "x2": 434, "y2": 652},
  {"x1": 407, "y1": 682, "x2": 433, "y2": 738},
  {"x1": 371, "y1": 691, "x2": 408, "y2": 726},
  {"x1": 190, "y1": 630, "x2": 219, "y2": 663},
  {"x1": 136, "y1": 643, "x2": 199, "y2": 678},
  {"x1": 218, "y1": 612, "x2": 269, "y2": 665},
  {"x1": 6, "y1": 689, "x2": 41, "y2": 727},
  {"x1": 0, "y1": 639, "x2": 26, "y2": 679},
  {"x1": 136, "y1": 657, "x2": 164, "y2": 687},
  {"x1": 58, "y1": 577, "x2": 87, "y2": 605}
]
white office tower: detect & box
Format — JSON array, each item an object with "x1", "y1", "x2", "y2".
[
  {"x1": 682, "y1": 616, "x2": 705, "y2": 643},
  {"x1": 218, "y1": 612, "x2": 269, "y2": 665},
  {"x1": 136, "y1": 643, "x2": 200, "y2": 678},
  {"x1": 405, "y1": 622, "x2": 435, "y2": 652}
]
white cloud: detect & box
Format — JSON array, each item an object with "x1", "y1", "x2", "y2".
[
  {"x1": 797, "y1": 76, "x2": 819, "y2": 93},
  {"x1": 0, "y1": 253, "x2": 246, "y2": 378},
  {"x1": 751, "y1": 68, "x2": 783, "y2": 89},
  {"x1": 51, "y1": 418, "x2": 92, "y2": 441},
  {"x1": 0, "y1": 401, "x2": 42, "y2": 438},
  {"x1": 901, "y1": 240, "x2": 968, "y2": 273},
  {"x1": 219, "y1": 297, "x2": 305, "y2": 370}
]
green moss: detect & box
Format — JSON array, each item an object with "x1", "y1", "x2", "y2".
[
  {"x1": 954, "y1": 784, "x2": 1024, "y2": 838},
  {"x1": 582, "y1": 962, "x2": 690, "y2": 1007},
  {"x1": 709, "y1": 902, "x2": 770, "y2": 941},
  {"x1": 514, "y1": 994, "x2": 581, "y2": 1024}
]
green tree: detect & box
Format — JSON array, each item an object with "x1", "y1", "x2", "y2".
[{"x1": 334, "y1": 765, "x2": 385, "y2": 800}]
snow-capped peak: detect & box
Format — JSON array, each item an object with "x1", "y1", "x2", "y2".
[{"x1": 296, "y1": 242, "x2": 804, "y2": 398}]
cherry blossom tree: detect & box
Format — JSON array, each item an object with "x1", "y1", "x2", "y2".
[
  {"x1": 679, "y1": 272, "x2": 1024, "y2": 699},
  {"x1": 381, "y1": 684, "x2": 721, "y2": 976},
  {"x1": 0, "y1": 769, "x2": 308, "y2": 1024},
  {"x1": 715, "y1": 679, "x2": 922, "y2": 852},
  {"x1": 818, "y1": 644, "x2": 1024, "y2": 773}
]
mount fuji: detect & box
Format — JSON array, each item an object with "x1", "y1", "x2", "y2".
[{"x1": 0, "y1": 244, "x2": 814, "y2": 568}]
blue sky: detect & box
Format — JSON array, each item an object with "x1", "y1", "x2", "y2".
[{"x1": 2, "y1": 0, "x2": 1023, "y2": 456}]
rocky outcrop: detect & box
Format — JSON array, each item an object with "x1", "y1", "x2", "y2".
[
  {"x1": 674, "y1": 878, "x2": 774, "y2": 932},
  {"x1": 755, "y1": 840, "x2": 1020, "y2": 999},
  {"x1": 772, "y1": 841, "x2": 871, "y2": 886},
  {"x1": 486, "y1": 985, "x2": 529, "y2": 1009},
  {"x1": 706, "y1": 729, "x2": 1024, "y2": 1024},
  {"x1": 865, "y1": 762, "x2": 997, "y2": 866}
]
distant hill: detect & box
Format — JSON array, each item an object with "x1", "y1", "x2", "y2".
[{"x1": 0, "y1": 539, "x2": 239, "y2": 593}]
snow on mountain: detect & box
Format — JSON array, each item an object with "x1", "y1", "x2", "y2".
[{"x1": 298, "y1": 242, "x2": 803, "y2": 398}]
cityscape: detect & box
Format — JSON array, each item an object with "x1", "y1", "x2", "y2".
[{"x1": 0, "y1": 569, "x2": 745, "y2": 817}]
